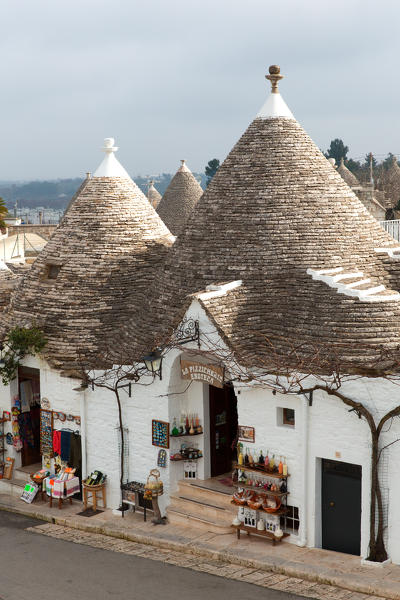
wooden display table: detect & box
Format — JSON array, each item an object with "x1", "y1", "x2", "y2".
[
  {"x1": 232, "y1": 524, "x2": 289, "y2": 545},
  {"x1": 82, "y1": 482, "x2": 106, "y2": 511},
  {"x1": 45, "y1": 476, "x2": 80, "y2": 509}
]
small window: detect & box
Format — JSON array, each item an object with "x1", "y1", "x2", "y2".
[
  {"x1": 46, "y1": 264, "x2": 61, "y2": 280},
  {"x1": 277, "y1": 407, "x2": 296, "y2": 428},
  {"x1": 281, "y1": 505, "x2": 299, "y2": 534},
  {"x1": 283, "y1": 408, "x2": 295, "y2": 426}
]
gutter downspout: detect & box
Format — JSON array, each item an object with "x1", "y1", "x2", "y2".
[
  {"x1": 297, "y1": 393, "x2": 309, "y2": 547},
  {"x1": 80, "y1": 391, "x2": 87, "y2": 480}
]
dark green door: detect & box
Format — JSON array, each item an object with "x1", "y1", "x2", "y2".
[{"x1": 322, "y1": 459, "x2": 361, "y2": 555}]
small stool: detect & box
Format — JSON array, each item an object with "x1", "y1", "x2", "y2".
[{"x1": 82, "y1": 483, "x2": 106, "y2": 511}]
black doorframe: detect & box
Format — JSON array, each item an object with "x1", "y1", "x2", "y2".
[
  {"x1": 321, "y1": 459, "x2": 362, "y2": 555},
  {"x1": 209, "y1": 383, "x2": 238, "y2": 477}
]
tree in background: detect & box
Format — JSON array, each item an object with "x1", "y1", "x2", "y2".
[
  {"x1": 0, "y1": 197, "x2": 9, "y2": 233},
  {"x1": 205, "y1": 159, "x2": 220, "y2": 186},
  {"x1": 324, "y1": 139, "x2": 349, "y2": 165}
]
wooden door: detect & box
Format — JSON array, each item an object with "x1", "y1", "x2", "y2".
[
  {"x1": 209, "y1": 384, "x2": 237, "y2": 477},
  {"x1": 19, "y1": 367, "x2": 42, "y2": 467},
  {"x1": 322, "y1": 459, "x2": 361, "y2": 555}
]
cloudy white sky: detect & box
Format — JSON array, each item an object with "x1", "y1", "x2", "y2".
[{"x1": 1, "y1": 0, "x2": 399, "y2": 180}]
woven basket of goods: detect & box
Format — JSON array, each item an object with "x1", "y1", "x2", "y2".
[
  {"x1": 145, "y1": 469, "x2": 163, "y2": 497},
  {"x1": 262, "y1": 497, "x2": 282, "y2": 513},
  {"x1": 247, "y1": 495, "x2": 263, "y2": 510},
  {"x1": 232, "y1": 491, "x2": 247, "y2": 505}
]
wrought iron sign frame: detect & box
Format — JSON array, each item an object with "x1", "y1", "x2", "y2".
[{"x1": 173, "y1": 317, "x2": 200, "y2": 348}]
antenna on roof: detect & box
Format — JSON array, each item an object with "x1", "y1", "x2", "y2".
[
  {"x1": 369, "y1": 152, "x2": 374, "y2": 185},
  {"x1": 266, "y1": 65, "x2": 283, "y2": 94}
]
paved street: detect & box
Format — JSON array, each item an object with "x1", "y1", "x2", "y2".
[{"x1": 0, "y1": 512, "x2": 308, "y2": 600}]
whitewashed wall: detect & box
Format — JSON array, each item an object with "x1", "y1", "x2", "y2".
[{"x1": 235, "y1": 377, "x2": 400, "y2": 563}]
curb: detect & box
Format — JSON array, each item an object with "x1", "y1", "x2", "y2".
[{"x1": 1, "y1": 502, "x2": 398, "y2": 600}]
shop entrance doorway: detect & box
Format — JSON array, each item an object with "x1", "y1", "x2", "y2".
[
  {"x1": 322, "y1": 459, "x2": 361, "y2": 555},
  {"x1": 18, "y1": 366, "x2": 41, "y2": 467},
  {"x1": 209, "y1": 383, "x2": 238, "y2": 477}
]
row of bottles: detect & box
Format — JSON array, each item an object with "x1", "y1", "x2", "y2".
[
  {"x1": 237, "y1": 445, "x2": 288, "y2": 476},
  {"x1": 171, "y1": 413, "x2": 203, "y2": 436}
]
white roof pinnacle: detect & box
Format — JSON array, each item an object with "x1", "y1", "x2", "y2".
[
  {"x1": 93, "y1": 137, "x2": 131, "y2": 178},
  {"x1": 256, "y1": 65, "x2": 295, "y2": 120},
  {"x1": 178, "y1": 159, "x2": 191, "y2": 173}
]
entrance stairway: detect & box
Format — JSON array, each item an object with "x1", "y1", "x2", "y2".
[
  {"x1": 167, "y1": 479, "x2": 236, "y2": 533},
  {"x1": 0, "y1": 463, "x2": 41, "y2": 498}
]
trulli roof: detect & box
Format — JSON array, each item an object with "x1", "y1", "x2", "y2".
[
  {"x1": 337, "y1": 157, "x2": 359, "y2": 188},
  {"x1": 139, "y1": 67, "x2": 400, "y2": 373},
  {"x1": 156, "y1": 160, "x2": 203, "y2": 236},
  {"x1": 147, "y1": 181, "x2": 162, "y2": 209},
  {"x1": 384, "y1": 156, "x2": 400, "y2": 208},
  {"x1": 0, "y1": 138, "x2": 174, "y2": 372}
]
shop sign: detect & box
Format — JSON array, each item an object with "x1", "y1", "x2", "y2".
[{"x1": 181, "y1": 360, "x2": 224, "y2": 388}]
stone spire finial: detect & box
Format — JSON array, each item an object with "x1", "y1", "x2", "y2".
[
  {"x1": 340, "y1": 157, "x2": 345, "y2": 166},
  {"x1": 266, "y1": 65, "x2": 283, "y2": 94},
  {"x1": 181, "y1": 159, "x2": 186, "y2": 167},
  {"x1": 102, "y1": 138, "x2": 118, "y2": 153}
]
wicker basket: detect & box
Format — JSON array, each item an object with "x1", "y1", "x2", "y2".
[{"x1": 144, "y1": 469, "x2": 163, "y2": 497}]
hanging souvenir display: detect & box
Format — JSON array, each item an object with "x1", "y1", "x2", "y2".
[
  {"x1": 11, "y1": 399, "x2": 22, "y2": 451},
  {"x1": 40, "y1": 409, "x2": 53, "y2": 457},
  {"x1": 152, "y1": 420, "x2": 169, "y2": 449}
]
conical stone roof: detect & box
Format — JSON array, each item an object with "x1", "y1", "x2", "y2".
[
  {"x1": 135, "y1": 66, "x2": 400, "y2": 372},
  {"x1": 1, "y1": 138, "x2": 174, "y2": 372},
  {"x1": 337, "y1": 157, "x2": 359, "y2": 187},
  {"x1": 384, "y1": 156, "x2": 400, "y2": 208},
  {"x1": 147, "y1": 180, "x2": 162, "y2": 209},
  {"x1": 156, "y1": 160, "x2": 203, "y2": 236}
]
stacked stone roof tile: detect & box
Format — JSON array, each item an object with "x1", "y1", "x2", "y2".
[
  {"x1": 0, "y1": 141, "x2": 173, "y2": 371},
  {"x1": 133, "y1": 67, "x2": 400, "y2": 372},
  {"x1": 147, "y1": 181, "x2": 162, "y2": 209},
  {"x1": 337, "y1": 158, "x2": 360, "y2": 188},
  {"x1": 156, "y1": 161, "x2": 203, "y2": 236}
]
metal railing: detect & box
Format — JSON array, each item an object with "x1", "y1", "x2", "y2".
[{"x1": 380, "y1": 220, "x2": 400, "y2": 242}]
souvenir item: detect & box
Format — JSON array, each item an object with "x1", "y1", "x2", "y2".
[
  {"x1": 6, "y1": 432, "x2": 13, "y2": 445},
  {"x1": 232, "y1": 516, "x2": 241, "y2": 526},
  {"x1": 275, "y1": 527, "x2": 284, "y2": 538},
  {"x1": 157, "y1": 449, "x2": 167, "y2": 468},
  {"x1": 257, "y1": 519, "x2": 265, "y2": 531},
  {"x1": 152, "y1": 420, "x2": 169, "y2": 448}
]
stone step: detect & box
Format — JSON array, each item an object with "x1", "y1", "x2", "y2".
[
  {"x1": 13, "y1": 463, "x2": 42, "y2": 483},
  {"x1": 0, "y1": 477, "x2": 26, "y2": 498},
  {"x1": 169, "y1": 493, "x2": 236, "y2": 524},
  {"x1": 167, "y1": 508, "x2": 234, "y2": 534},
  {"x1": 177, "y1": 480, "x2": 232, "y2": 509}
]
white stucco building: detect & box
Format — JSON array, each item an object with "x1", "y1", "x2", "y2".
[{"x1": 1, "y1": 66, "x2": 400, "y2": 566}]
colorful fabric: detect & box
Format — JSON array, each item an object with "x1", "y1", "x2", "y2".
[
  {"x1": 53, "y1": 430, "x2": 61, "y2": 455},
  {"x1": 60, "y1": 430, "x2": 72, "y2": 461},
  {"x1": 18, "y1": 412, "x2": 34, "y2": 448},
  {"x1": 52, "y1": 479, "x2": 64, "y2": 498},
  {"x1": 65, "y1": 477, "x2": 80, "y2": 497}
]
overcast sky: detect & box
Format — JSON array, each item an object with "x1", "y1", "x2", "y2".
[{"x1": 1, "y1": 0, "x2": 399, "y2": 180}]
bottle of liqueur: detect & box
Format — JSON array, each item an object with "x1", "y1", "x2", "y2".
[
  {"x1": 283, "y1": 458, "x2": 288, "y2": 476},
  {"x1": 280, "y1": 480, "x2": 287, "y2": 493},
  {"x1": 248, "y1": 450, "x2": 254, "y2": 466},
  {"x1": 269, "y1": 454, "x2": 275, "y2": 472},
  {"x1": 238, "y1": 444, "x2": 244, "y2": 465},
  {"x1": 244, "y1": 447, "x2": 249, "y2": 466},
  {"x1": 259, "y1": 449, "x2": 264, "y2": 465},
  {"x1": 171, "y1": 418, "x2": 180, "y2": 436},
  {"x1": 264, "y1": 451, "x2": 270, "y2": 470},
  {"x1": 185, "y1": 415, "x2": 190, "y2": 434},
  {"x1": 278, "y1": 456, "x2": 283, "y2": 475}
]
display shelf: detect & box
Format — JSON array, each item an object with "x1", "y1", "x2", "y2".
[
  {"x1": 170, "y1": 431, "x2": 203, "y2": 438},
  {"x1": 230, "y1": 500, "x2": 288, "y2": 517},
  {"x1": 170, "y1": 456, "x2": 203, "y2": 462},
  {"x1": 232, "y1": 482, "x2": 289, "y2": 497},
  {"x1": 232, "y1": 524, "x2": 289, "y2": 544},
  {"x1": 234, "y1": 464, "x2": 289, "y2": 479}
]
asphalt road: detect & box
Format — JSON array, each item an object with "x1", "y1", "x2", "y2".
[{"x1": 0, "y1": 511, "x2": 305, "y2": 600}]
